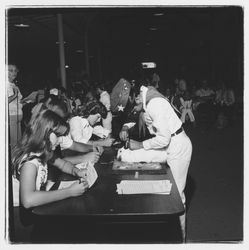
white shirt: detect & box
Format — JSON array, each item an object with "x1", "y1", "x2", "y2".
[
  {"x1": 99, "y1": 91, "x2": 111, "y2": 111},
  {"x1": 142, "y1": 96, "x2": 182, "y2": 150},
  {"x1": 69, "y1": 116, "x2": 93, "y2": 144},
  {"x1": 69, "y1": 116, "x2": 109, "y2": 144},
  {"x1": 7, "y1": 81, "x2": 23, "y2": 116},
  {"x1": 58, "y1": 134, "x2": 73, "y2": 150}
]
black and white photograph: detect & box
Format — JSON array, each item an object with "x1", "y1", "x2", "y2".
[{"x1": 2, "y1": 0, "x2": 246, "y2": 246}]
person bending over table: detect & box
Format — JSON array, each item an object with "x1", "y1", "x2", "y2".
[
  {"x1": 12, "y1": 109, "x2": 89, "y2": 208},
  {"x1": 69, "y1": 100, "x2": 115, "y2": 147},
  {"x1": 118, "y1": 85, "x2": 192, "y2": 240},
  {"x1": 31, "y1": 95, "x2": 103, "y2": 165}
]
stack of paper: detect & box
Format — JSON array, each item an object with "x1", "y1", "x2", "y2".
[{"x1": 116, "y1": 180, "x2": 172, "y2": 195}]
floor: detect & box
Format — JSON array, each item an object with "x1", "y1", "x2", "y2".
[{"x1": 184, "y1": 114, "x2": 243, "y2": 242}]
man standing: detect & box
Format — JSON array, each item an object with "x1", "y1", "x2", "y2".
[{"x1": 119, "y1": 85, "x2": 192, "y2": 240}]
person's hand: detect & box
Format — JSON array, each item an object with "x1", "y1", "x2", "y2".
[
  {"x1": 69, "y1": 179, "x2": 89, "y2": 197},
  {"x1": 12, "y1": 87, "x2": 18, "y2": 98},
  {"x1": 75, "y1": 168, "x2": 88, "y2": 178},
  {"x1": 83, "y1": 151, "x2": 100, "y2": 163},
  {"x1": 129, "y1": 139, "x2": 143, "y2": 150},
  {"x1": 119, "y1": 126, "x2": 129, "y2": 141},
  {"x1": 93, "y1": 145, "x2": 104, "y2": 155},
  {"x1": 131, "y1": 103, "x2": 143, "y2": 113},
  {"x1": 101, "y1": 138, "x2": 115, "y2": 147}
]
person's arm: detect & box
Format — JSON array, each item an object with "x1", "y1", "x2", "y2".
[
  {"x1": 19, "y1": 162, "x2": 88, "y2": 209},
  {"x1": 142, "y1": 99, "x2": 173, "y2": 150},
  {"x1": 63, "y1": 152, "x2": 100, "y2": 165},
  {"x1": 179, "y1": 97, "x2": 185, "y2": 108},
  {"x1": 8, "y1": 87, "x2": 18, "y2": 103},
  {"x1": 89, "y1": 138, "x2": 115, "y2": 147},
  {"x1": 69, "y1": 141, "x2": 94, "y2": 153},
  {"x1": 52, "y1": 158, "x2": 83, "y2": 176}
]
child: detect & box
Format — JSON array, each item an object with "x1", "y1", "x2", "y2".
[
  {"x1": 31, "y1": 95, "x2": 102, "y2": 165},
  {"x1": 179, "y1": 91, "x2": 195, "y2": 125},
  {"x1": 96, "y1": 84, "x2": 112, "y2": 134},
  {"x1": 69, "y1": 100, "x2": 115, "y2": 147},
  {"x1": 12, "y1": 109, "x2": 89, "y2": 208}
]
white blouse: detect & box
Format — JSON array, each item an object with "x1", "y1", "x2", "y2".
[
  {"x1": 69, "y1": 116, "x2": 109, "y2": 144},
  {"x1": 69, "y1": 116, "x2": 93, "y2": 144}
]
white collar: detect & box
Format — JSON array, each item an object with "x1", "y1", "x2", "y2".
[{"x1": 140, "y1": 85, "x2": 148, "y2": 111}]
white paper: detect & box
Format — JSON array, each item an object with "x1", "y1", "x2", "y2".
[
  {"x1": 58, "y1": 163, "x2": 98, "y2": 189},
  {"x1": 58, "y1": 180, "x2": 78, "y2": 190},
  {"x1": 116, "y1": 180, "x2": 172, "y2": 195},
  {"x1": 45, "y1": 180, "x2": 55, "y2": 191},
  {"x1": 84, "y1": 164, "x2": 98, "y2": 188},
  {"x1": 75, "y1": 161, "x2": 93, "y2": 170}
]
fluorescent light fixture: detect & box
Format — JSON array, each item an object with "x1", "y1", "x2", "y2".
[
  {"x1": 65, "y1": 65, "x2": 69, "y2": 68},
  {"x1": 56, "y1": 41, "x2": 67, "y2": 44},
  {"x1": 141, "y1": 62, "x2": 157, "y2": 69},
  {"x1": 149, "y1": 27, "x2": 158, "y2": 31},
  {"x1": 14, "y1": 23, "x2": 30, "y2": 28},
  {"x1": 154, "y1": 13, "x2": 164, "y2": 16}
]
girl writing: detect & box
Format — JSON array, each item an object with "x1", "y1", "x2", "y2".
[{"x1": 12, "y1": 109, "x2": 88, "y2": 208}]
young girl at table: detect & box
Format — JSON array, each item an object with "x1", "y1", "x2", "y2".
[
  {"x1": 69, "y1": 100, "x2": 115, "y2": 147},
  {"x1": 12, "y1": 109, "x2": 89, "y2": 208}
]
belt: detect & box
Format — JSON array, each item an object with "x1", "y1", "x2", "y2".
[{"x1": 171, "y1": 127, "x2": 183, "y2": 137}]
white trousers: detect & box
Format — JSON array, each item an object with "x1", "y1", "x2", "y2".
[
  {"x1": 119, "y1": 131, "x2": 192, "y2": 240},
  {"x1": 102, "y1": 111, "x2": 112, "y2": 133}
]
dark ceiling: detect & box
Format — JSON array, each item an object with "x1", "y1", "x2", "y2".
[{"x1": 6, "y1": 6, "x2": 243, "y2": 88}]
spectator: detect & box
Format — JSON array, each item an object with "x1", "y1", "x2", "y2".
[
  {"x1": 96, "y1": 84, "x2": 112, "y2": 134},
  {"x1": 7, "y1": 63, "x2": 23, "y2": 153}
]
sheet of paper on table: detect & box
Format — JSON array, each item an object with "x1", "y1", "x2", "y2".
[
  {"x1": 116, "y1": 180, "x2": 172, "y2": 195},
  {"x1": 58, "y1": 163, "x2": 98, "y2": 189}
]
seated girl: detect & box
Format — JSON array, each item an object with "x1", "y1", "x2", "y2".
[
  {"x1": 31, "y1": 95, "x2": 103, "y2": 164},
  {"x1": 69, "y1": 100, "x2": 115, "y2": 147},
  {"x1": 12, "y1": 109, "x2": 89, "y2": 208}
]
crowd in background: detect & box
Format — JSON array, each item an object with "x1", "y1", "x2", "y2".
[{"x1": 8, "y1": 63, "x2": 239, "y2": 150}]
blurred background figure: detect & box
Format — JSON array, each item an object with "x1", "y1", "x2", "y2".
[
  {"x1": 96, "y1": 83, "x2": 112, "y2": 134},
  {"x1": 7, "y1": 63, "x2": 23, "y2": 154}
]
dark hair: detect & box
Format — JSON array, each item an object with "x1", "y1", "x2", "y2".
[
  {"x1": 96, "y1": 84, "x2": 106, "y2": 91},
  {"x1": 76, "y1": 100, "x2": 107, "y2": 119},
  {"x1": 43, "y1": 95, "x2": 70, "y2": 119},
  {"x1": 12, "y1": 109, "x2": 69, "y2": 177}
]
